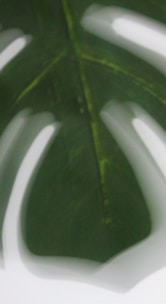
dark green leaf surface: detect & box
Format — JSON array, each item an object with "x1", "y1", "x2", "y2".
[{"x1": 0, "y1": 0, "x2": 166, "y2": 263}]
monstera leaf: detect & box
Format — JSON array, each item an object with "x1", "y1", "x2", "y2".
[{"x1": 0, "y1": 0, "x2": 166, "y2": 267}]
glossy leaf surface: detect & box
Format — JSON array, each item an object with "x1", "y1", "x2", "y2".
[{"x1": 0, "y1": 0, "x2": 165, "y2": 263}]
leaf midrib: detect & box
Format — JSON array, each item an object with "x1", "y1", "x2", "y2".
[{"x1": 61, "y1": 0, "x2": 113, "y2": 227}]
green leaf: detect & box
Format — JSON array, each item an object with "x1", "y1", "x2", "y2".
[{"x1": 0, "y1": 0, "x2": 166, "y2": 263}]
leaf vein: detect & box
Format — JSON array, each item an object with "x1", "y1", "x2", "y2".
[
  {"x1": 80, "y1": 53, "x2": 166, "y2": 104},
  {"x1": 16, "y1": 50, "x2": 67, "y2": 102}
]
